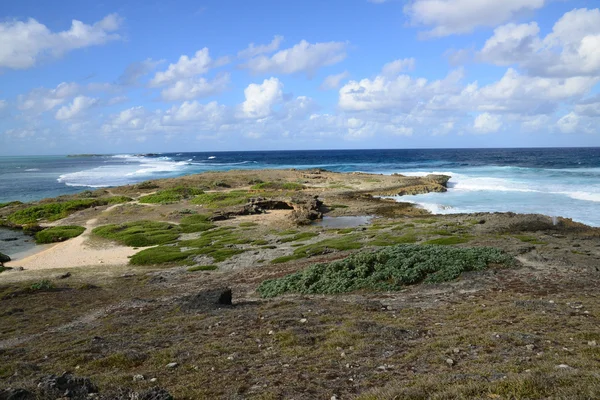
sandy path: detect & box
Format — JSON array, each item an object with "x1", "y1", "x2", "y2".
[{"x1": 7, "y1": 206, "x2": 142, "y2": 271}]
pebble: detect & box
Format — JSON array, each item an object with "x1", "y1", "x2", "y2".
[
  {"x1": 452, "y1": 348, "x2": 460, "y2": 354},
  {"x1": 133, "y1": 374, "x2": 145, "y2": 381},
  {"x1": 268, "y1": 330, "x2": 274, "y2": 335},
  {"x1": 588, "y1": 341, "x2": 597, "y2": 346},
  {"x1": 446, "y1": 358, "x2": 454, "y2": 366},
  {"x1": 149, "y1": 378, "x2": 157, "y2": 383},
  {"x1": 166, "y1": 362, "x2": 178, "y2": 369},
  {"x1": 555, "y1": 364, "x2": 573, "y2": 370},
  {"x1": 300, "y1": 318, "x2": 307, "y2": 323},
  {"x1": 526, "y1": 344, "x2": 535, "y2": 351}
]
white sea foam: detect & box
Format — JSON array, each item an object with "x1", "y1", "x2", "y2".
[
  {"x1": 24, "y1": 168, "x2": 40, "y2": 172},
  {"x1": 566, "y1": 191, "x2": 600, "y2": 202}
]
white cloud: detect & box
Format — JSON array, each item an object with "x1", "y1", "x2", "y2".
[
  {"x1": 0, "y1": 14, "x2": 122, "y2": 69},
  {"x1": 473, "y1": 112, "x2": 502, "y2": 133},
  {"x1": 478, "y1": 8, "x2": 600, "y2": 78},
  {"x1": 339, "y1": 69, "x2": 464, "y2": 112},
  {"x1": 118, "y1": 59, "x2": 162, "y2": 86},
  {"x1": 242, "y1": 40, "x2": 347, "y2": 75},
  {"x1": 405, "y1": 0, "x2": 545, "y2": 37},
  {"x1": 381, "y1": 58, "x2": 415, "y2": 76},
  {"x1": 557, "y1": 112, "x2": 579, "y2": 133},
  {"x1": 241, "y1": 77, "x2": 283, "y2": 118},
  {"x1": 150, "y1": 48, "x2": 223, "y2": 87},
  {"x1": 159, "y1": 73, "x2": 230, "y2": 101},
  {"x1": 320, "y1": 71, "x2": 350, "y2": 90},
  {"x1": 55, "y1": 96, "x2": 98, "y2": 120},
  {"x1": 18, "y1": 82, "x2": 80, "y2": 113},
  {"x1": 238, "y1": 35, "x2": 284, "y2": 58}
]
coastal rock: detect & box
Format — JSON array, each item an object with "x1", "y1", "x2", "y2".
[
  {"x1": 0, "y1": 252, "x2": 10, "y2": 266},
  {"x1": 0, "y1": 388, "x2": 35, "y2": 400},
  {"x1": 181, "y1": 287, "x2": 233, "y2": 311},
  {"x1": 37, "y1": 372, "x2": 98, "y2": 398}
]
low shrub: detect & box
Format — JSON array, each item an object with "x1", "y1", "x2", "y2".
[
  {"x1": 179, "y1": 214, "x2": 215, "y2": 233},
  {"x1": 7, "y1": 197, "x2": 130, "y2": 224},
  {"x1": 188, "y1": 265, "x2": 218, "y2": 272},
  {"x1": 30, "y1": 280, "x2": 55, "y2": 291},
  {"x1": 259, "y1": 244, "x2": 513, "y2": 297},
  {"x1": 0, "y1": 201, "x2": 23, "y2": 209},
  {"x1": 35, "y1": 226, "x2": 85, "y2": 244},
  {"x1": 424, "y1": 236, "x2": 471, "y2": 245},
  {"x1": 271, "y1": 235, "x2": 364, "y2": 264},
  {"x1": 279, "y1": 232, "x2": 319, "y2": 243},
  {"x1": 251, "y1": 182, "x2": 304, "y2": 190},
  {"x1": 190, "y1": 191, "x2": 251, "y2": 208},
  {"x1": 129, "y1": 246, "x2": 193, "y2": 266},
  {"x1": 93, "y1": 221, "x2": 181, "y2": 247}
]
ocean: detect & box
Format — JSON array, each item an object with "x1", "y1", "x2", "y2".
[{"x1": 1, "y1": 148, "x2": 600, "y2": 226}]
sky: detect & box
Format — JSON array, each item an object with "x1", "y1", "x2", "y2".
[{"x1": 1, "y1": 0, "x2": 600, "y2": 155}]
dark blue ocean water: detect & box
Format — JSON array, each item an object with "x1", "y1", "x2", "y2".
[{"x1": 1, "y1": 148, "x2": 599, "y2": 226}]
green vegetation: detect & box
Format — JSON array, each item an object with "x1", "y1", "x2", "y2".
[
  {"x1": 35, "y1": 225, "x2": 85, "y2": 244},
  {"x1": 30, "y1": 280, "x2": 55, "y2": 291},
  {"x1": 190, "y1": 191, "x2": 251, "y2": 208},
  {"x1": 130, "y1": 226, "x2": 250, "y2": 266},
  {"x1": 93, "y1": 221, "x2": 181, "y2": 247},
  {"x1": 251, "y1": 181, "x2": 304, "y2": 190},
  {"x1": 7, "y1": 197, "x2": 130, "y2": 224},
  {"x1": 274, "y1": 229, "x2": 299, "y2": 236},
  {"x1": 329, "y1": 204, "x2": 349, "y2": 209},
  {"x1": 424, "y1": 236, "x2": 471, "y2": 245},
  {"x1": 136, "y1": 181, "x2": 160, "y2": 190},
  {"x1": 271, "y1": 235, "x2": 364, "y2": 264},
  {"x1": 279, "y1": 232, "x2": 319, "y2": 243},
  {"x1": 179, "y1": 214, "x2": 215, "y2": 233},
  {"x1": 188, "y1": 265, "x2": 218, "y2": 272},
  {"x1": 513, "y1": 235, "x2": 547, "y2": 245},
  {"x1": 239, "y1": 222, "x2": 259, "y2": 227},
  {"x1": 138, "y1": 187, "x2": 204, "y2": 204},
  {"x1": 0, "y1": 201, "x2": 23, "y2": 209},
  {"x1": 259, "y1": 244, "x2": 513, "y2": 297},
  {"x1": 414, "y1": 218, "x2": 438, "y2": 224},
  {"x1": 370, "y1": 232, "x2": 418, "y2": 246}
]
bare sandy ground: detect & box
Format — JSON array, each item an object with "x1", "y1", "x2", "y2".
[{"x1": 7, "y1": 217, "x2": 141, "y2": 271}]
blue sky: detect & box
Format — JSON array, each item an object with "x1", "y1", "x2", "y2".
[{"x1": 1, "y1": 0, "x2": 599, "y2": 155}]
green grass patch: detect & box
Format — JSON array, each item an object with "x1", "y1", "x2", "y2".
[
  {"x1": 7, "y1": 197, "x2": 130, "y2": 224},
  {"x1": 337, "y1": 228, "x2": 355, "y2": 234},
  {"x1": 0, "y1": 201, "x2": 23, "y2": 209},
  {"x1": 429, "y1": 229, "x2": 454, "y2": 236},
  {"x1": 370, "y1": 232, "x2": 418, "y2": 246},
  {"x1": 30, "y1": 280, "x2": 55, "y2": 291},
  {"x1": 239, "y1": 222, "x2": 259, "y2": 227},
  {"x1": 179, "y1": 214, "x2": 215, "y2": 233},
  {"x1": 190, "y1": 191, "x2": 251, "y2": 208},
  {"x1": 129, "y1": 245, "x2": 194, "y2": 266},
  {"x1": 329, "y1": 204, "x2": 349, "y2": 209},
  {"x1": 513, "y1": 235, "x2": 547, "y2": 245},
  {"x1": 274, "y1": 229, "x2": 300, "y2": 236},
  {"x1": 414, "y1": 218, "x2": 438, "y2": 224},
  {"x1": 259, "y1": 244, "x2": 513, "y2": 297},
  {"x1": 424, "y1": 236, "x2": 471, "y2": 245},
  {"x1": 188, "y1": 265, "x2": 218, "y2": 272},
  {"x1": 251, "y1": 182, "x2": 304, "y2": 190},
  {"x1": 35, "y1": 225, "x2": 85, "y2": 244},
  {"x1": 93, "y1": 221, "x2": 181, "y2": 247},
  {"x1": 279, "y1": 232, "x2": 319, "y2": 243},
  {"x1": 252, "y1": 239, "x2": 269, "y2": 245},
  {"x1": 138, "y1": 186, "x2": 204, "y2": 204}
]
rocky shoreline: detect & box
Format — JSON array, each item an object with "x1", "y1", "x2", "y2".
[{"x1": 0, "y1": 169, "x2": 599, "y2": 399}]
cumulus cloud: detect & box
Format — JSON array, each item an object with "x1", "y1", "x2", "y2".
[
  {"x1": 473, "y1": 112, "x2": 502, "y2": 133},
  {"x1": 320, "y1": 71, "x2": 350, "y2": 90},
  {"x1": 149, "y1": 48, "x2": 228, "y2": 87},
  {"x1": 478, "y1": 8, "x2": 600, "y2": 78},
  {"x1": 556, "y1": 112, "x2": 580, "y2": 133},
  {"x1": 0, "y1": 14, "x2": 122, "y2": 69},
  {"x1": 55, "y1": 96, "x2": 98, "y2": 120},
  {"x1": 381, "y1": 58, "x2": 416, "y2": 76},
  {"x1": 405, "y1": 0, "x2": 546, "y2": 37},
  {"x1": 241, "y1": 77, "x2": 283, "y2": 118},
  {"x1": 238, "y1": 35, "x2": 284, "y2": 58},
  {"x1": 162, "y1": 101, "x2": 227, "y2": 125},
  {"x1": 242, "y1": 40, "x2": 347, "y2": 75},
  {"x1": 17, "y1": 82, "x2": 80, "y2": 113},
  {"x1": 159, "y1": 73, "x2": 230, "y2": 101}
]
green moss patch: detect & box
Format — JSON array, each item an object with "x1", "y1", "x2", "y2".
[
  {"x1": 259, "y1": 244, "x2": 513, "y2": 297},
  {"x1": 279, "y1": 232, "x2": 319, "y2": 243},
  {"x1": 35, "y1": 225, "x2": 85, "y2": 244},
  {"x1": 129, "y1": 245, "x2": 193, "y2": 266},
  {"x1": 0, "y1": 201, "x2": 23, "y2": 209},
  {"x1": 190, "y1": 191, "x2": 251, "y2": 208},
  {"x1": 93, "y1": 221, "x2": 181, "y2": 247},
  {"x1": 513, "y1": 235, "x2": 547, "y2": 245},
  {"x1": 138, "y1": 187, "x2": 204, "y2": 204},
  {"x1": 370, "y1": 232, "x2": 418, "y2": 246},
  {"x1": 7, "y1": 197, "x2": 130, "y2": 224},
  {"x1": 179, "y1": 214, "x2": 215, "y2": 233}
]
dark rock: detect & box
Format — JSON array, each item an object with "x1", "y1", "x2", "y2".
[
  {"x1": 0, "y1": 388, "x2": 35, "y2": 400},
  {"x1": 37, "y1": 372, "x2": 98, "y2": 398},
  {"x1": 57, "y1": 272, "x2": 72, "y2": 279},
  {"x1": 101, "y1": 387, "x2": 173, "y2": 400},
  {"x1": 1, "y1": 238, "x2": 18, "y2": 242},
  {"x1": 0, "y1": 252, "x2": 10, "y2": 266},
  {"x1": 181, "y1": 287, "x2": 233, "y2": 311}
]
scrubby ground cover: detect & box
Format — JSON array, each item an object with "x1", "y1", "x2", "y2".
[
  {"x1": 35, "y1": 226, "x2": 85, "y2": 244},
  {"x1": 259, "y1": 244, "x2": 513, "y2": 297},
  {"x1": 92, "y1": 221, "x2": 181, "y2": 247},
  {"x1": 138, "y1": 187, "x2": 204, "y2": 204},
  {"x1": 5, "y1": 197, "x2": 131, "y2": 225}
]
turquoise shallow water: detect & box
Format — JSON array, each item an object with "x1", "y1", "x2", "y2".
[{"x1": 1, "y1": 148, "x2": 599, "y2": 226}]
